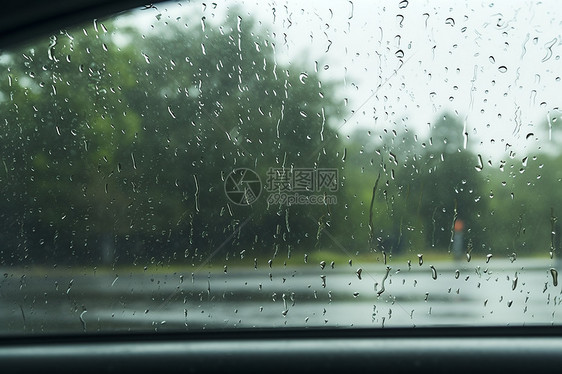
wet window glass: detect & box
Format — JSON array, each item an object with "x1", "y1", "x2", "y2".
[{"x1": 1, "y1": 0, "x2": 561, "y2": 334}]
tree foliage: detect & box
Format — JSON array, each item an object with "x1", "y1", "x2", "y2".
[{"x1": 0, "y1": 7, "x2": 558, "y2": 267}]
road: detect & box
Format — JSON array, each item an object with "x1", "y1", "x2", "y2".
[{"x1": 1, "y1": 257, "x2": 561, "y2": 334}]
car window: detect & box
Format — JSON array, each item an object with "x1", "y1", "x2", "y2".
[{"x1": 1, "y1": 0, "x2": 561, "y2": 335}]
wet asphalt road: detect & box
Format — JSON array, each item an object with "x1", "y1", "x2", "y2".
[{"x1": 1, "y1": 257, "x2": 561, "y2": 335}]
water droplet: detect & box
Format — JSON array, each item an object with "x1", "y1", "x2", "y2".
[
  {"x1": 141, "y1": 52, "x2": 150, "y2": 64},
  {"x1": 356, "y1": 268, "x2": 363, "y2": 280},
  {"x1": 79, "y1": 310, "x2": 87, "y2": 332},
  {"x1": 466, "y1": 252, "x2": 471, "y2": 262},
  {"x1": 489, "y1": 56, "x2": 495, "y2": 63},
  {"x1": 507, "y1": 300, "x2": 513, "y2": 307},
  {"x1": 130, "y1": 152, "x2": 137, "y2": 171},
  {"x1": 423, "y1": 12, "x2": 430, "y2": 27},
  {"x1": 320, "y1": 275, "x2": 326, "y2": 288},
  {"x1": 299, "y1": 73, "x2": 308, "y2": 84},
  {"x1": 320, "y1": 261, "x2": 326, "y2": 270},
  {"x1": 417, "y1": 254, "x2": 423, "y2": 266},
  {"x1": 455, "y1": 269, "x2": 460, "y2": 279},
  {"x1": 475, "y1": 154, "x2": 484, "y2": 172},
  {"x1": 353, "y1": 292, "x2": 360, "y2": 298},
  {"x1": 395, "y1": 49, "x2": 404, "y2": 59},
  {"x1": 512, "y1": 273, "x2": 518, "y2": 290},
  {"x1": 550, "y1": 268, "x2": 558, "y2": 286},
  {"x1": 237, "y1": 16, "x2": 242, "y2": 32},
  {"x1": 377, "y1": 266, "x2": 391, "y2": 296},
  {"x1": 398, "y1": 0, "x2": 409, "y2": 9},
  {"x1": 430, "y1": 265, "x2": 437, "y2": 280},
  {"x1": 445, "y1": 17, "x2": 455, "y2": 26},
  {"x1": 486, "y1": 254, "x2": 493, "y2": 263},
  {"x1": 47, "y1": 35, "x2": 57, "y2": 61},
  {"x1": 167, "y1": 106, "x2": 176, "y2": 119},
  {"x1": 498, "y1": 66, "x2": 507, "y2": 73}
]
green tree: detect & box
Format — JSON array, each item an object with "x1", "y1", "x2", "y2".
[
  {"x1": 0, "y1": 8, "x2": 345, "y2": 266},
  {"x1": 413, "y1": 114, "x2": 487, "y2": 252},
  {"x1": 340, "y1": 113, "x2": 489, "y2": 257}
]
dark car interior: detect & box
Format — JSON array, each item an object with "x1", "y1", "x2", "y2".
[{"x1": 1, "y1": 1, "x2": 562, "y2": 373}]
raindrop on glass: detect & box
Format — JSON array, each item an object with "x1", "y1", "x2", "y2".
[
  {"x1": 430, "y1": 265, "x2": 437, "y2": 280},
  {"x1": 398, "y1": 0, "x2": 409, "y2": 9},
  {"x1": 550, "y1": 268, "x2": 558, "y2": 287}
]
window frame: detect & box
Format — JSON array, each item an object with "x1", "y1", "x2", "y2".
[{"x1": 1, "y1": 2, "x2": 561, "y2": 372}]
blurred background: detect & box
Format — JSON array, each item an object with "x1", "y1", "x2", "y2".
[{"x1": 0, "y1": 0, "x2": 561, "y2": 333}]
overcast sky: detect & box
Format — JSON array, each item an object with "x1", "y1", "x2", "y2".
[{"x1": 127, "y1": 0, "x2": 562, "y2": 163}]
